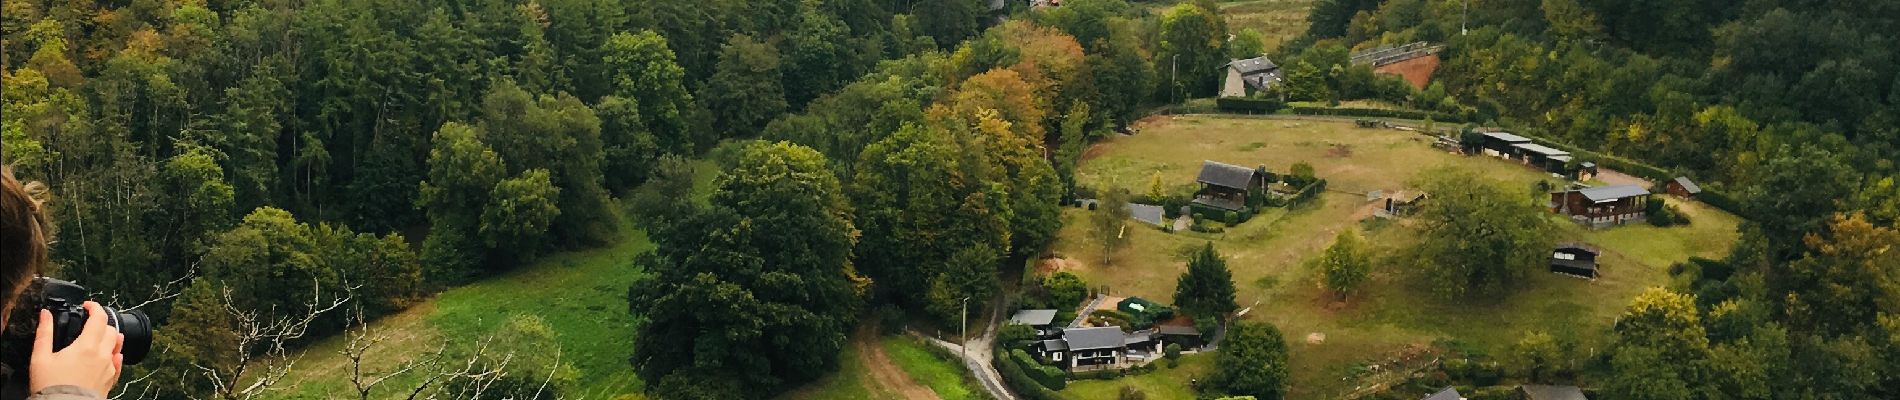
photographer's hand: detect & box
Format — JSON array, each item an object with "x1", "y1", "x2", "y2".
[{"x1": 28, "y1": 302, "x2": 124, "y2": 398}]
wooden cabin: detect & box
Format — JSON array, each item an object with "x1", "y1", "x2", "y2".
[
  {"x1": 1194, "y1": 160, "x2": 1267, "y2": 212},
  {"x1": 1550, "y1": 185, "x2": 1650, "y2": 228},
  {"x1": 1665, "y1": 176, "x2": 1702, "y2": 198}
]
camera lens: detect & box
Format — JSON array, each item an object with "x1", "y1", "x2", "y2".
[{"x1": 109, "y1": 308, "x2": 153, "y2": 365}]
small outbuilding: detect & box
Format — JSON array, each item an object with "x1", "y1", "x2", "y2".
[
  {"x1": 1665, "y1": 176, "x2": 1702, "y2": 198},
  {"x1": 1550, "y1": 243, "x2": 1600, "y2": 279},
  {"x1": 1479, "y1": 131, "x2": 1533, "y2": 158},
  {"x1": 1518, "y1": 385, "x2": 1588, "y2": 400},
  {"x1": 1010, "y1": 309, "x2": 1061, "y2": 338},
  {"x1": 1512, "y1": 143, "x2": 1572, "y2": 173},
  {"x1": 1385, "y1": 191, "x2": 1428, "y2": 216},
  {"x1": 1574, "y1": 162, "x2": 1598, "y2": 181},
  {"x1": 1423, "y1": 386, "x2": 1464, "y2": 400},
  {"x1": 1127, "y1": 203, "x2": 1167, "y2": 226},
  {"x1": 1156, "y1": 324, "x2": 1204, "y2": 348}
]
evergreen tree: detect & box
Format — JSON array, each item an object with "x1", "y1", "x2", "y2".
[{"x1": 1175, "y1": 242, "x2": 1239, "y2": 319}]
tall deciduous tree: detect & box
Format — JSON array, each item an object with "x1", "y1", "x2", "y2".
[
  {"x1": 1317, "y1": 230, "x2": 1371, "y2": 301},
  {"x1": 703, "y1": 34, "x2": 788, "y2": 138},
  {"x1": 1210, "y1": 321, "x2": 1291, "y2": 399},
  {"x1": 418, "y1": 123, "x2": 505, "y2": 280},
  {"x1": 1091, "y1": 188, "x2": 1132, "y2": 265},
  {"x1": 476, "y1": 81, "x2": 615, "y2": 245},
  {"x1": 1157, "y1": 2, "x2": 1226, "y2": 99},
  {"x1": 1176, "y1": 243, "x2": 1239, "y2": 319},
  {"x1": 912, "y1": 0, "x2": 986, "y2": 49},
  {"x1": 630, "y1": 142, "x2": 864, "y2": 398},
  {"x1": 599, "y1": 31, "x2": 702, "y2": 154},
  {"x1": 851, "y1": 122, "x2": 1009, "y2": 304},
  {"x1": 927, "y1": 246, "x2": 1002, "y2": 325},
  {"x1": 783, "y1": 3, "x2": 855, "y2": 107},
  {"x1": 1407, "y1": 168, "x2": 1556, "y2": 298}
]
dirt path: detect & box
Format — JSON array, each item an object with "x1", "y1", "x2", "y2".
[{"x1": 856, "y1": 334, "x2": 942, "y2": 400}]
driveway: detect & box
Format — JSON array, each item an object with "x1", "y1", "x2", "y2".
[{"x1": 919, "y1": 293, "x2": 1020, "y2": 400}]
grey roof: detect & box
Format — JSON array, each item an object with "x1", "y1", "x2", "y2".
[
  {"x1": 1519, "y1": 385, "x2": 1588, "y2": 400},
  {"x1": 1424, "y1": 387, "x2": 1463, "y2": 400},
  {"x1": 1242, "y1": 71, "x2": 1282, "y2": 91},
  {"x1": 1555, "y1": 242, "x2": 1598, "y2": 254},
  {"x1": 1123, "y1": 330, "x2": 1154, "y2": 346},
  {"x1": 1062, "y1": 326, "x2": 1127, "y2": 351},
  {"x1": 1225, "y1": 56, "x2": 1279, "y2": 75},
  {"x1": 1574, "y1": 185, "x2": 1649, "y2": 202},
  {"x1": 1127, "y1": 203, "x2": 1166, "y2": 226},
  {"x1": 1579, "y1": 161, "x2": 1597, "y2": 168},
  {"x1": 1157, "y1": 325, "x2": 1201, "y2": 337},
  {"x1": 1483, "y1": 131, "x2": 1533, "y2": 143},
  {"x1": 1512, "y1": 143, "x2": 1571, "y2": 157},
  {"x1": 1672, "y1": 177, "x2": 1702, "y2": 194},
  {"x1": 1040, "y1": 339, "x2": 1067, "y2": 352},
  {"x1": 1197, "y1": 160, "x2": 1257, "y2": 190},
  {"x1": 1010, "y1": 309, "x2": 1058, "y2": 326}
]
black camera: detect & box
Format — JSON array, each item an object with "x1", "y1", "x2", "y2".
[{"x1": 2, "y1": 277, "x2": 153, "y2": 367}]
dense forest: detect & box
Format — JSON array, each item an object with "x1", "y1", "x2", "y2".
[{"x1": 3, "y1": 0, "x2": 1896, "y2": 399}]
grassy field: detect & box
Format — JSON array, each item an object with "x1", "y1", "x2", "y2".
[
  {"x1": 1051, "y1": 115, "x2": 1741, "y2": 398},
  {"x1": 882, "y1": 337, "x2": 987, "y2": 400},
  {"x1": 1059, "y1": 354, "x2": 1216, "y2": 400},
  {"x1": 266, "y1": 161, "x2": 723, "y2": 399},
  {"x1": 1207, "y1": 0, "x2": 1317, "y2": 53}
]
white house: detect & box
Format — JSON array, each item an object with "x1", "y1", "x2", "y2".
[{"x1": 1219, "y1": 56, "x2": 1282, "y2": 98}]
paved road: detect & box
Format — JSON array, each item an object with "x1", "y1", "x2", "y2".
[{"x1": 919, "y1": 294, "x2": 1019, "y2": 400}]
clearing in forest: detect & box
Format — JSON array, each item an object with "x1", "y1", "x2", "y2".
[{"x1": 1050, "y1": 115, "x2": 1740, "y2": 398}]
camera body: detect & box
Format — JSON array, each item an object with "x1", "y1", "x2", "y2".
[{"x1": 3, "y1": 277, "x2": 153, "y2": 369}]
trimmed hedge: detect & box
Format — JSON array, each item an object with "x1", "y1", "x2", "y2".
[
  {"x1": 1012, "y1": 349, "x2": 1067, "y2": 390},
  {"x1": 1287, "y1": 179, "x2": 1328, "y2": 208},
  {"x1": 1216, "y1": 97, "x2": 1286, "y2": 113},
  {"x1": 1290, "y1": 106, "x2": 1466, "y2": 123},
  {"x1": 996, "y1": 349, "x2": 1062, "y2": 400}
]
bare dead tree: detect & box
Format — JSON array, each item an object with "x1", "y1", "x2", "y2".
[
  {"x1": 191, "y1": 278, "x2": 353, "y2": 400},
  {"x1": 111, "y1": 263, "x2": 198, "y2": 312},
  {"x1": 336, "y1": 309, "x2": 566, "y2": 400}
]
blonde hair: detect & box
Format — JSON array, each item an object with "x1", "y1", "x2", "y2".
[{"x1": 0, "y1": 166, "x2": 51, "y2": 328}]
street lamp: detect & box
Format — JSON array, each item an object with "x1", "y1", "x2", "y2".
[{"x1": 959, "y1": 296, "x2": 971, "y2": 363}]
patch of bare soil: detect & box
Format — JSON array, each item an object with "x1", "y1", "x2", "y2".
[
  {"x1": 1594, "y1": 168, "x2": 1650, "y2": 187},
  {"x1": 1132, "y1": 114, "x2": 1173, "y2": 131},
  {"x1": 1373, "y1": 53, "x2": 1440, "y2": 90},
  {"x1": 1081, "y1": 141, "x2": 1114, "y2": 161},
  {"x1": 1036, "y1": 255, "x2": 1094, "y2": 277},
  {"x1": 856, "y1": 332, "x2": 941, "y2": 400},
  {"x1": 1327, "y1": 143, "x2": 1354, "y2": 158}
]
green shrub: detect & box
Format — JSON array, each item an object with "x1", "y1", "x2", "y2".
[
  {"x1": 1119, "y1": 385, "x2": 1148, "y2": 400},
  {"x1": 1224, "y1": 211, "x2": 1241, "y2": 226},
  {"x1": 1011, "y1": 349, "x2": 1067, "y2": 390},
  {"x1": 995, "y1": 349, "x2": 1063, "y2": 400}
]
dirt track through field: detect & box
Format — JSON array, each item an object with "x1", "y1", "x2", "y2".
[{"x1": 856, "y1": 333, "x2": 942, "y2": 400}]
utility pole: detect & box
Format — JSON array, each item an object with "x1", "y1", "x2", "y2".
[
  {"x1": 960, "y1": 296, "x2": 970, "y2": 363},
  {"x1": 1461, "y1": 0, "x2": 1469, "y2": 36},
  {"x1": 1171, "y1": 54, "x2": 1181, "y2": 104}
]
